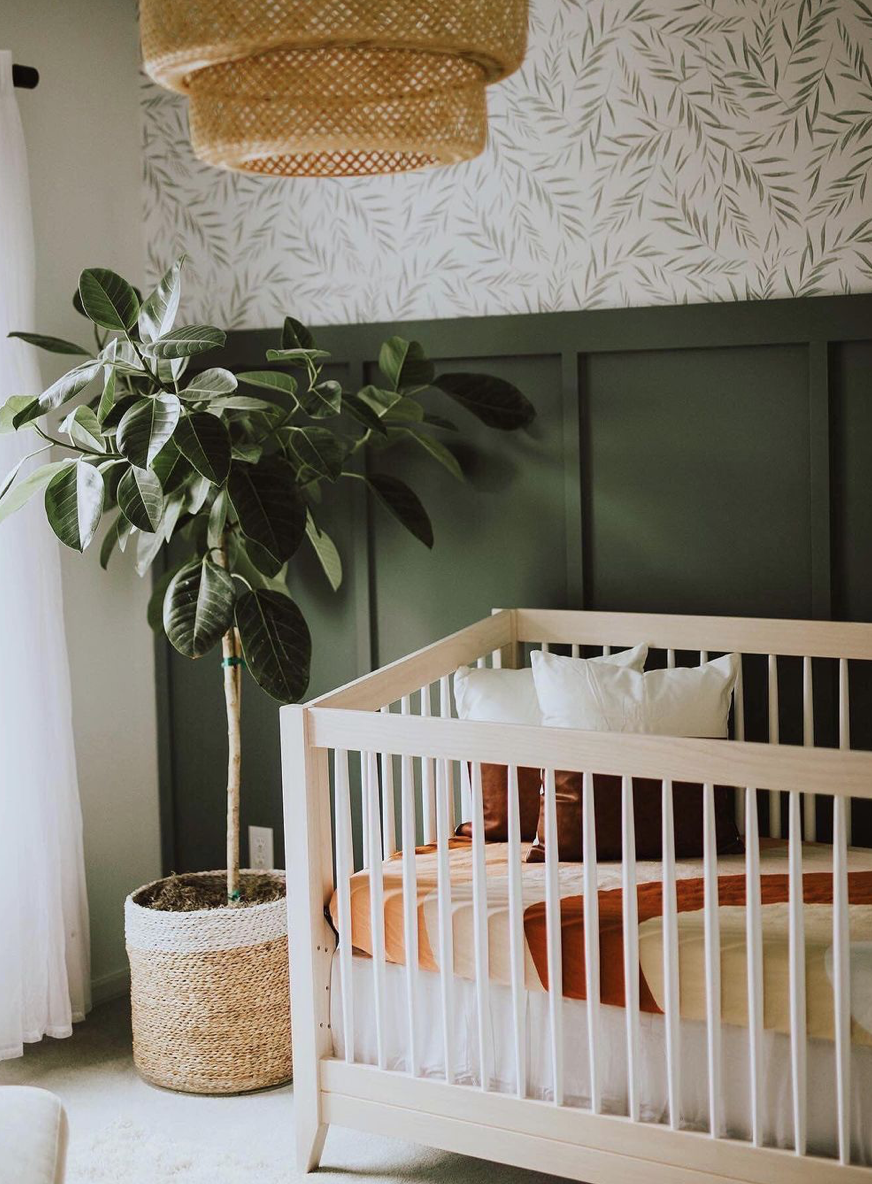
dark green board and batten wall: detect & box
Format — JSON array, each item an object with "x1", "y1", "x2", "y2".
[{"x1": 155, "y1": 293, "x2": 872, "y2": 874}]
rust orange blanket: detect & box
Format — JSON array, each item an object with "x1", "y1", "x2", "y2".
[{"x1": 330, "y1": 839, "x2": 872, "y2": 1045}]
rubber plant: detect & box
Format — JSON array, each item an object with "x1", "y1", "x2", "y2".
[{"x1": 0, "y1": 259, "x2": 535, "y2": 905}]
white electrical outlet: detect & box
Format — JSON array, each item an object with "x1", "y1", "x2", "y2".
[{"x1": 248, "y1": 825, "x2": 274, "y2": 870}]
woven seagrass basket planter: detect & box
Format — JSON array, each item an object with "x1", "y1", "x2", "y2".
[{"x1": 125, "y1": 870, "x2": 291, "y2": 1094}]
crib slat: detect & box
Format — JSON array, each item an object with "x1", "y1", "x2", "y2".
[
  {"x1": 833, "y1": 793, "x2": 851, "y2": 1165},
  {"x1": 703, "y1": 782, "x2": 722, "y2": 1138},
  {"x1": 734, "y1": 660, "x2": 745, "y2": 834},
  {"x1": 788, "y1": 789, "x2": 807, "y2": 1155},
  {"x1": 667, "y1": 648, "x2": 676, "y2": 669},
  {"x1": 662, "y1": 778, "x2": 681, "y2": 1131},
  {"x1": 436, "y1": 749, "x2": 456, "y2": 1085},
  {"x1": 700, "y1": 649, "x2": 709, "y2": 664},
  {"x1": 543, "y1": 768, "x2": 564, "y2": 1106},
  {"x1": 839, "y1": 658, "x2": 852, "y2": 847},
  {"x1": 334, "y1": 749, "x2": 355, "y2": 1063},
  {"x1": 365, "y1": 751, "x2": 387, "y2": 1069},
  {"x1": 621, "y1": 775, "x2": 641, "y2": 1124},
  {"x1": 399, "y1": 697, "x2": 419, "y2": 1078},
  {"x1": 506, "y1": 765, "x2": 527, "y2": 1099},
  {"x1": 379, "y1": 706, "x2": 397, "y2": 858},
  {"x1": 476, "y1": 655, "x2": 486, "y2": 669},
  {"x1": 460, "y1": 761, "x2": 472, "y2": 829},
  {"x1": 571, "y1": 643, "x2": 580, "y2": 658},
  {"x1": 582, "y1": 772, "x2": 602, "y2": 1114},
  {"x1": 768, "y1": 655, "x2": 781, "y2": 839},
  {"x1": 802, "y1": 657, "x2": 816, "y2": 842},
  {"x1": 360, "y1": 749, "x2": 370, "y2": 870},
  {"x1": 420, "y1": 685, "x2": 436, "y2": 845},
  {"x1": 471, "y1": 761, "x2": 491, "y2": 1092},
  {"x1": 541, "y1": 641, "x2": 551, "y2": 655},
  {"x1": 602, "y1": 644, "x2": 611, "y2": 657},
  {"x1": 745, "y1": 786, "x2": 764, "y2": 1147},
  {"x1": 439, "y1": 675, "x2": 455, "y2": 834}
]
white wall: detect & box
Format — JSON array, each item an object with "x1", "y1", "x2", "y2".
[
  {"x1": 6, "y1": 1, "x2": 160, "y2": 999},
  {"x1": 140, "y1": 0, "x2": 872, "y2": 328}
]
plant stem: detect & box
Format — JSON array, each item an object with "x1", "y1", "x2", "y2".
[{"x1": 217, "y1": 537, "x2": 242, "y2": 906}]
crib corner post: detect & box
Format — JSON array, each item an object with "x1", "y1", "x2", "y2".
[
  {"x1": 280, "y1": 704, "x2": 334, "y2": 1173},
  {"x1": 492, "y1": 607, "x2": 520, "y2": 669}
]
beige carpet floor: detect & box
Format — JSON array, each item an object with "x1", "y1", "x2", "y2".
[{"x1": 0, "y1": 998, "x2": 572, "y2": 1182}]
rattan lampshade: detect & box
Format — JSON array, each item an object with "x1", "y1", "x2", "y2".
[{"x1": 140, "y1": 1, "x2": 529, "y2": 177}]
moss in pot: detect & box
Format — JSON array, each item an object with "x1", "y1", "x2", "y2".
[{"x1": 0, "y1": 258, "x2": 535, "y2": 1092}]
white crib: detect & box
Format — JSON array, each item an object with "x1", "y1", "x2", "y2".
[{"x1": 281, "y1": 608, "x2": 872, "y2": 1183}]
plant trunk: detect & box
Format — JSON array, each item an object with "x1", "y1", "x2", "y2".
[{"x1": 217, "y1": 537, "x2": 242, "y2": 906}]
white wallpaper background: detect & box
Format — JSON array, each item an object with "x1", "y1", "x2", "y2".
[{"x1": 140, "y1": 0, "x2": 872, "y2": 328}]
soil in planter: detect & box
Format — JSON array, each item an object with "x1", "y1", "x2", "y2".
[{"x1": 136, "y1": 871, "x2": 285, "y2": 912}]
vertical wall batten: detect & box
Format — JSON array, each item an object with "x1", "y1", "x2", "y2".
[
  {"x1": 661, "y1": 778, "x2": 681, "y2": 1130},
  {"x1": 768, "y1": 655, "x2": 781, "y2": 838},
  {"x1": 561, "y1": 349, "x2": 584, "y2": 608},
  {"x1": 788, "y1": 789, "x2": 807, "y2": 1155},
  {"x1": 745, "y1": 786, "x2": 764, "y2": 1147},
  {"x1": 582, "y1": 772, "x2": 602, "y2": 1114},
  {"x1": 807, "y1": 340, "x2": 832, "y2": 621},
  {"x1": 702, "y1": 782, "x2": 722, "y2": 1138},
  {"x1": 470, "y1": 762, "x2": 491, "y2": 1091},
  {"x1": 334, "y1": 748, "x2": 355, "y2": 1063},
  {"x1": 364, "y1": 751, "x2": 387, "y2": 1069},
  {"x1": 506, "y1": 765, "x2": 527, "y2": 1099},
  {"x1": 543, "y1": 768, "x2": 564, "y2": 1105},
  {"x1": 621, "y1": 775, "x2": 641, "y2": 1124}
]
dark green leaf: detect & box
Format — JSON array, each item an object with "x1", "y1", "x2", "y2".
[
  {"x1": 142, "y1": 325, "x2": 226, "y2": 360},
  {"x1": 237, "y1": 370, "x2": 297, "y2": 400},
  {"x1": 306, "y1": 513, "x2": 342, "y2": 591},
  {"x1": 78, "y1": 268, "x2": 140, "y2": 332},
  {"x1": 147, "y1": 561, "x2": 186, "y2": 631},
  {"x1": 117, "y1": 465, "x2": 164, "y2": 532},
  {"x1": 231, "y1": 440, "x2": 263, "y2": 463},
  {"x1": 281, "y1": 316, "x2": 315, "y2": 350},
  {"x1": 207, "y1": 488, "x2": 228, "y2": 548},
  {"x1": 287, "y1": 427, "x2": 345, "y2": 480},
  {"x1": 266, "y1": 347, "x2": 331, "y2": 365},
  {"x1": 235, "y1": 588, "x2": 311, "y2": 703},
  {"x1": 138, "y1": 256, "x2": 184, "y2": 343},
  {"x1": 151, "y1": 438, "x2": 190, "y2": 494},
  {"x1": 423, "y1": 413, "x2": 459, "y2": 431},
  {"x1": 13, "y1": 360, "x2": 101, "y2": 426},
  {"x1": 230, "y1": 537, "x2": 287, "y2": 592},
  {"x1": 368, "y1": 473, "x2": 433, "y2": 548},
  {"x1": 97, "y1": 366, "x2": 116, "y2": 424},
  {"x1": 384, "y1": 398, "x2": 424, "y2": 423},
  {"x1": 116, "y1": 394, "x2": 181, "y2": 468},
  {"x1": 404, "y1": 429, "x2": 464, "y2": 480},
  {"x1": 300, "y1": 380, "x2": 342, "y2": 418},
  {"x1": 356, "y1": 384, "x2": 403, "y2": 417},
  {"x1": 378, "y1": 337, "x2": 435, "y2": 392},
  {"x1": 226, "y1": 456, "x2": 306, "y2": 564},
  {"x1": 8, "y1": 332, "x2": 90, "y2": 356},
  {"x1": 214, "y1": 395, "x2": 280, "y2": 412},
  {"x1": 342, "y1": 391, "x2": 388, "y2": 435},
  {"x1": 44, "y1": 461, "x2": 104, "y2": 551},
  {"x1": 432, "y1": 372, "x2": 535, "y2": 430},
  {"x1": 162, "y1": 489, "x2": 186, "y2": 542},
  {"x1": 180, "y1": 367, "x2": 238, "y2": 401},
  {"x1": 99, "y1": 513, "x2": 134, "y2": 570},
  {"x1": 184, "y1": 473, "x2": 211, "y2": 515},
  {"x1": 173, "y1": 412, "x2": 232, "y2": 484},
  {"x1": 60, "y1": 405, "x2": 105, "y2": 453},
  {"x1": 163, "y1": 556, "x2": 236, "y2": 659}
]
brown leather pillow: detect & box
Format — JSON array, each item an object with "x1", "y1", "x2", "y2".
[
  {"x1": 526, "y1": 770, "x2": 744, "y2": 863},
  {"x1": 456, "y1": 764, "x2": 542, "y2": 842}
]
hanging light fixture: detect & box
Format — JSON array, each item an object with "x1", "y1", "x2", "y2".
[{"x1": 140, "y1": 1, "x2": 529, "y2": 178}]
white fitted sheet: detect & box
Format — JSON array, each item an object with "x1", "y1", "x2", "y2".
[{"x1": 331, "y1": 952, "x2": 872, "y2": 1165}]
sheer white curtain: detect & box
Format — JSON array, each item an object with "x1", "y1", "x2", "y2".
[{"x1": 0, "y1": 49, "x2": 90, "y2": 1058}]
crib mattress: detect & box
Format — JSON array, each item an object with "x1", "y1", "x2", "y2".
[{"x1": 329, "y1": 838, "x2": 872, "y2": 1045}]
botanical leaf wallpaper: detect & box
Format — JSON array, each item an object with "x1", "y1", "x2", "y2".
[{"x1": 140, "y1": 0, "x2": 872, "y2": 328}]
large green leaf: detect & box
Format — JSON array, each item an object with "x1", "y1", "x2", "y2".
[
  {"x1": 207, "y1": 487, "x2": 228, "y2": 548},
  {"x1": 99, "y1": 513, "x2": 134, "y2": 570},
  {"x1": 44, "y1": 461, "x2": 104, "y2": 551},
  {"x1": 173, "y1": 412, "x2": 232, "y2": 484},
  {"x1": 151, "y1": 438, "x2": 190, "y2": 493},
  {"x1": 147, "y1": 560, "x2": 187, "y2": 631},
  {"x1": 432, "y1": 372, "x2": 535, "y2": 430},
  {"x1": 142, "y1": 325, "x2": 225, "y2": 360},
  {"x1": 368, "y1": 473, "x2": 433, "y2": 548},
  {"x1": 0, "y1": 458, "x2": 72, "y2": 524},
  {"x1": 356, "y1": 384, "x2": 403, "y2": 418},
  {"x1": 226, "y1": 456, "x2": 306, "y2": 564},
  {"x1": 286, "y1": 427, "x2": 345, "y2": 480},
  {"x1": 404, "y1": 429, "x2": 463, "y2": 480},
  {"x1": 0, "y1": 396, "x2": 39, "y2": 435},
  {"x1": 138, "y1": 256, "x2": 184, "y2": 343},
  {"x1": 300, "y1": 380, "x2": 342, "y2": 418},
  {"x1": 235, "y1": 588, "x2": 311, "y2": 703},
  {"x1": 8, "y1": 332, "x2": 90, "y2": 356},
  {"x1": 117, "y1": 465, "x2": 164, "y2": 532},
  {"x1": 341, "y1": 391, "x2": 388, "y2": 435},
  {"x1": 163, "y1": 556, "x2": 236, "y2": 659},
  {"x1": 237, "y1": 370, "x2": 297, "y2": 401},
  {"x1": 281, "y1": 316, "x2": 315, "y2": 350},
  {"x1": 116, "y1": 394, "x2": 181, "y2": 468},
  {"x1": 13, "y1": 360, "x2": 102, "y2": 426},
  {"x1": 97, "y1": 366, "x2": 117, "y2": 424},
  {"x1": 229, "y1": 537, "x2": 288, "y2": 593},
  {"x1": 0, "y1": 445, "x2": 53, "y2": 501},
  {"x1": 383, "y1": 398, "x2": 424, "y2": 424},
  {"x1": 180, "y1": 367, "x2": 238, "y2": 401},
  {"x1": 60, "y1": 405, "x2": 106, "y2": 454},
  {"x1": 78, "y1": 268, "x2": 140, "y2": 332},
  {"x1": 378, "y1": 337, "x2": 435, "y2": 392},
  {"x1": 266, "y1": 346, "x2": 331, "y2": 365},
  {"x1": 306, "y1": 512, "x2": 342, "y2": 591}
]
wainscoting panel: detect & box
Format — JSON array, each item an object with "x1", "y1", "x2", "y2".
[{"x1": 156, "y1": 294, "x2": 872, "y2": 872}]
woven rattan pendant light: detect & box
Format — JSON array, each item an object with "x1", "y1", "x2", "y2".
[{"x1": 140, "y1": 1, "x2": 529, "y2": 177}]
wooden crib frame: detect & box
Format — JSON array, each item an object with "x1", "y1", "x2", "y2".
[{"x1": 281, "y1": 608, "x2": 872, "y2": 1183}]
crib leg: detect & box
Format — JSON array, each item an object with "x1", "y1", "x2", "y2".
[{"x1": 297, "y1": 1120, "x2": 328, "y2": 1173}]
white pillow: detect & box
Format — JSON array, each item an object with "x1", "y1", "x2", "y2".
[
  {"x1": 454, "y1": 643, "x2": 648, "y2": 725},
  {"x1": 531, "y1": 650, "x2": 740, "y2": 737}
]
